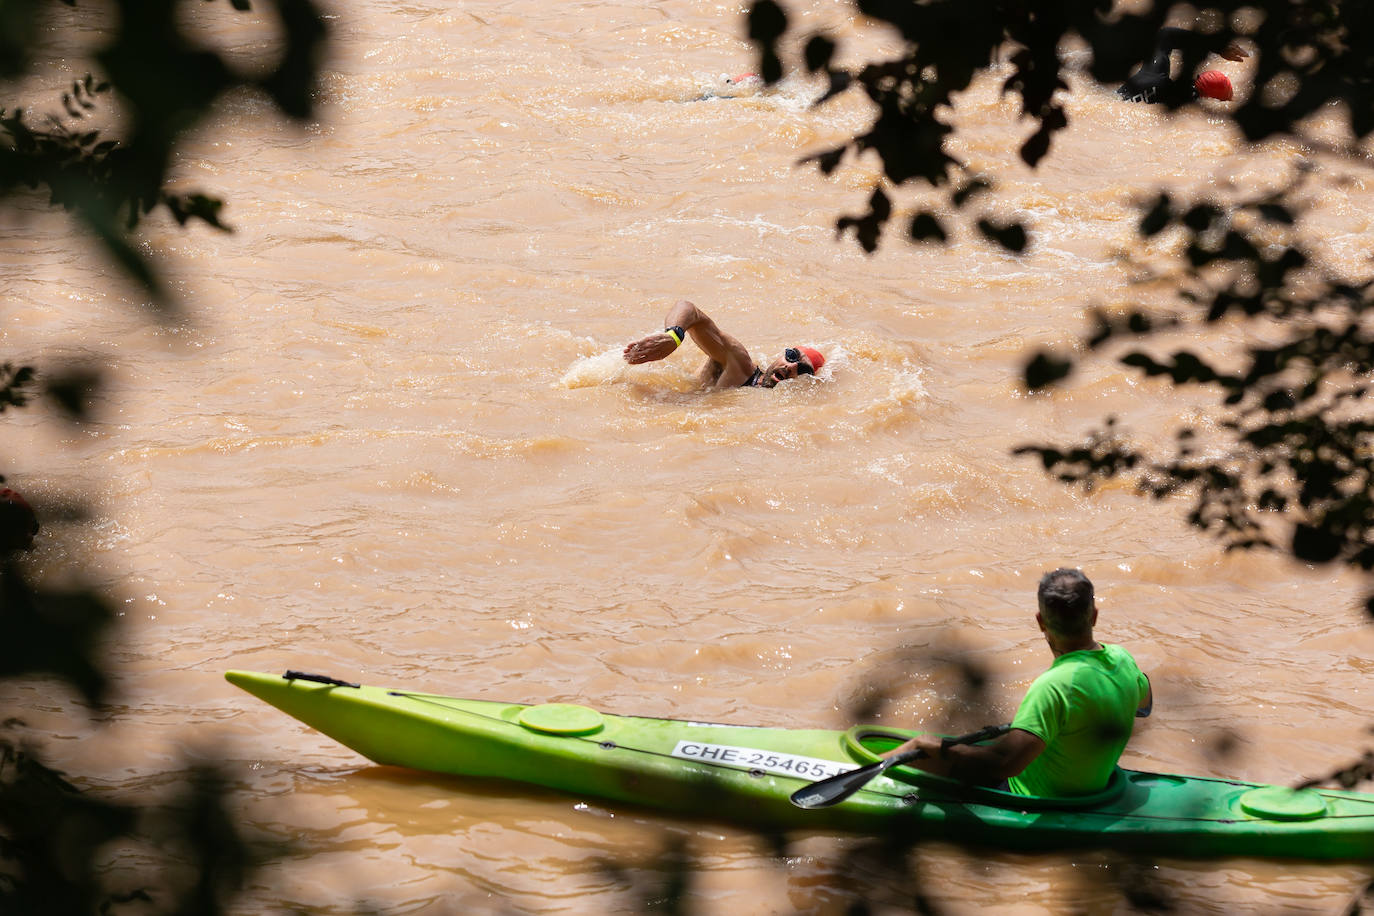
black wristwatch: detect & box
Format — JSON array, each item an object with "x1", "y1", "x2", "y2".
[{"x1": 666, "y1": 326, "x2": 686, "y2": 347}]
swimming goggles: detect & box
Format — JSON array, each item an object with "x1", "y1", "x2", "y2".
[{"x1": 784, "y1": 347, "x2": 815, "y2": 375}]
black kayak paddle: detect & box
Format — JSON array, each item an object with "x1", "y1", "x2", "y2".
[{"x1": 789, "y1": 723, "x2": 1012, "y2": 809}]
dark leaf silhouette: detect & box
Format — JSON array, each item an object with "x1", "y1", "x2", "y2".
[
  {"x1": 748, "y1": 1, "x2": 788, "y2": 84},
  {"x1": 43, "y1": 365, "x2": 103, "y2": 423},
  {"x1": 1024, "y1": 351, "x2": 1073, "y2": 389},
  {"x1": 951, "y1": 177, "x2": 991, "y2": 208},
  {"x1": 909, "y1": 211, "x2": 947, "y2": 244},
  {"x1": 837, "y1": 187, "x2": 893, "y2": 253},
  {"x1": 3, "y1": 1, "x2": 325, "y2": 912},
  {"x1": 977, "y1": 218, "x2": 1027, "y2": 253},
  {"x1": 0, "y1": 365, "x2": 35, "y2": 413},
  {"x1": 1019, "y1": 105, "x2": 1067, "y2": 168},
  {"x1": 0, "y1": 564, "x2": 116, "y2": 708},
  {"x1": 804, "y1": 34, "x2": 835, "y2": 73},
  {"x1": 1139, "y1": 194, "x2": 1172, "y2": 236},
  {"x1": 1292, "y1": 523, "x2": 1344, "y2": 564}
]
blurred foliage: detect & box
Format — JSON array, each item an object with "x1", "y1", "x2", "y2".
[
  {"x1": 1350, "y1": 879, "x2": 1374, "y2": 916},
  {"x1": 1297, "y1": 734, "x2": 1374, "y2": 792},
  {"x1": 1, "y1": 0, "x2": 326, "y2": 307},
  {"x1": 1015, "y1": 175, "x2": 1374, "y2": 613},
  {"x1": 749, "y1": 0, "x2": 1372, "y2": 252},
  {"x1": 2, "y1": 0, "x2": 326, "y2": 911},
  {"x1": 0, "y1": 363, "x2": 35, "y2": 413},
  {"x1": 0, "y1": 738, "x2": 281, "y2": 915},
  {"x1": 0, "y1": 0, "x2": 1370, "y2": 911},
  {"x1": 750, "y1": 0, "x2": 1374, "y2": 616},
  {"x1": 0, "y1": 560, "x2": 114, "y2": 707},
  {"x1": 0, "y1": 737, "x2": 138, "y2": 912},
  {"x1": 746, "y1": 2, "x2": 1374, "y2": 909}
]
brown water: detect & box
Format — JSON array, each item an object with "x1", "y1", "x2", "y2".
[{"x1": 4, "y1": 1, "x2": 1373, "y2": 912}]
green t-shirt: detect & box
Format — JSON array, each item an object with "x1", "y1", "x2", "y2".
[{"x1": 1008, "y1": 643, "x2": 1148, "y2": 798}]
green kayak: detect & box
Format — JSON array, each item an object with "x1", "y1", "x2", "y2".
[{"x1": 226, "y1": 669, "x2": 1374, "y2": 860}]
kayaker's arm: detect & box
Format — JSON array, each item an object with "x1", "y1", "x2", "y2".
[
  {"x1": 1136, "y1": 675, "x2": 1154, "y2": 718},
  {"x1": 885, "y1": 728, "x2": 1045, "y2": 786}
]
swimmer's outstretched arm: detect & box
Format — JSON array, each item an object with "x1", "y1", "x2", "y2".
[
  {"x1": 622, "y1": 300, "x2": 751, "y2": 376},
  {"x1": 623, "y1": 327, "x2": 682, "y2": 365}
]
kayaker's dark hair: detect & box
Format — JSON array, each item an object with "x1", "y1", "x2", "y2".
[{"x1": 1037, "y1": 567, "x2": 1095, "y2": 635}]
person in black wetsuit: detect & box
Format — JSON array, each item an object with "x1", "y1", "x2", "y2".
[
  {"x1": 622, "y1": 300, "x2": 825, "y2": 389},
  {"x1": 1117, "y1": 26, "x2": 1248, "y2": 104}
]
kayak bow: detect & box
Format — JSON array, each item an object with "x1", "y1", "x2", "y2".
[{"x1": 226, "y1": 670, "x2": 1374, "y2": 860}]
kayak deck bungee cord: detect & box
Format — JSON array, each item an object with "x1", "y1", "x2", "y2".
[{"x1": 226, "y1": 670, "x2": 1374, "y2": 860}]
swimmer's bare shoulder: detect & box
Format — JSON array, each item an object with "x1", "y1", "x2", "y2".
[{"x1": 671, "y1": 301, "x2": 754, "y2": 388}]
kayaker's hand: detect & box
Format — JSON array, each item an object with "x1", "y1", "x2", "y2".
[
  {"x1": 879, "y1": 740, "x2": 910, "y2": 760},
  {"x1": 624, "y1": 332, "x2": 679, "y2": 365},
  {"x1": 881, "y1": 734, "x2": 943, "y2": 760}
]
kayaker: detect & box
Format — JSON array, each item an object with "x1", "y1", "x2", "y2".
[
  {"x1": 0, "y1": 485, "x2": 39, "y2": 553},
  {"x1": 1117, "y1": 26, "x2": 1249, "y2": 104},
  {"x1": 887, "y1": 568, "x2": 1153, "y2": 797},
  {"x1": 623, "y1": 300, "x2": 825, "y2": 389}
]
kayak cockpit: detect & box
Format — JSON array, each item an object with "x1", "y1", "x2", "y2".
[{"x1": 842, "y1": 725, "x2": 1130, "y2": 810}]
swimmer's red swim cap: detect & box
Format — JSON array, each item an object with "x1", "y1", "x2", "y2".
[
  {"x1": 798, "y1": 346, "x2": 825, "y2": 371},
  {"x1": 1195, "y1": 70, "x2": 1233, "y2": 101}
]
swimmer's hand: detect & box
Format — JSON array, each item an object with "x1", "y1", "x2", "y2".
[
  {"x1": 623, "y1": 332, "x2": 680, "y2": 365},
  {"x1": 1220, "y1": 41, "x2": 1249, "y2": 62}
]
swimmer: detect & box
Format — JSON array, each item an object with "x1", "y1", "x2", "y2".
[
  {"x1": 723, "y1": 72, "x2": 762, "y2": 90},
  {"x1": 695, "y1": 71, "x2": 765, "y2": 101},
  {"x1": 1117, "y1": 26, "x2": 1248, "y2": 104},
  {"x1": 622, "y1": 300, "x2": 825, "y2": 389}
]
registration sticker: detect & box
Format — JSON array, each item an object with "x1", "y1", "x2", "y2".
[{"x1": 671, "y1": 741, "x2": 849, "y2": 780}]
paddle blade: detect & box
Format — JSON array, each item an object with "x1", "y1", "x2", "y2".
[{"x1": 789, "y1": 752, "x2": 911, "y2": 809}]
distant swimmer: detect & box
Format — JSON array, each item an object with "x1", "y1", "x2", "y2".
[
  {"x1": 0, "y1": 486, "x2": 39, "y2": 553},
  {"x1": 622, "y1": 300, "x2": 825, "y2": 389},
  {"x1": 723, "y1": 72, "x2": 762, "y2": 90},
  {"x1": 695, "y1": 72, "x2": 764, "y2": 101},
  {"x1": 1117, "y1": 26, "x2": 1249, "y2": 104}
]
